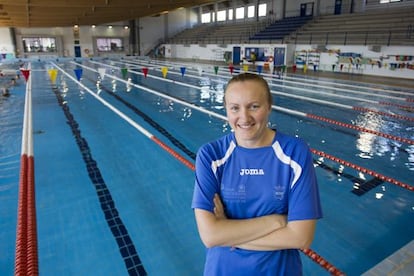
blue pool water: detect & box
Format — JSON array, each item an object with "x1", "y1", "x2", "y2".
[{"x1": 1, "y1": 57, "x2": 413, "y2": 275}]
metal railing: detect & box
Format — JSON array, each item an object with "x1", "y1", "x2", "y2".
[{"x1": 289, "y1": 27, "x2": 414, "y2": 46}]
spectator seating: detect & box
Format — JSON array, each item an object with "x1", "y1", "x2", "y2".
[
  {"x1": 249, "y1": 16, "x2": 312, "y2": 41},
  {"x1": 285, "y1": 7, "x2": 414, "y2": 46}
]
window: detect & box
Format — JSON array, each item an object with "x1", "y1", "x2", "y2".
[
  {"x1": 201, "y1": 12, "x2": 211, "y2": 23},
  {"x1": 235, "y1": 7, "x2": 245, "y2": 19},
  {"x1": 217, "y1": 10, "x2": 226, "y2": 21},
  {"x1": 228, "y1": 9, "x2": 234, "y2": 20},
  {"x1": 96, "y1": 38, "x2": 124, "y2": 52},
  {"x1": 258, "y1": 4, "x2": 267, "y2": 17},
  {"x1": 22, "y1": 37, "x2": 56, "y2": 53},
  {"x1": 247, "y1": 5, "x2": 255, "y2": 18}
]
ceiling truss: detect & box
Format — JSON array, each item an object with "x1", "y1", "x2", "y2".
[{"x1": 0, "y1": 0, "x2": 218, "y2": 28}]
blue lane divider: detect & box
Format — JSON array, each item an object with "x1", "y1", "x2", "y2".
[
  {"x1": 85, "y1": 74, "x2": 196, "y2": 160},
  {"x1": 51, "y1": 86, "x2": 147, "y2": 276}
]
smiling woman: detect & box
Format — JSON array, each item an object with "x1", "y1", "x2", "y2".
[{"x1": 192, "y1": 73, "x2": 323, "y2": 275}]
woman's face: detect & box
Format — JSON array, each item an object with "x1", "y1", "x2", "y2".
[{"x1": 224, "y1": 80, "x2": 272, "y2": 148}]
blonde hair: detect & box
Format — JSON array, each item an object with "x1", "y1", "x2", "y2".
[{"x1": 224, "y1": 73, "x2": 273, "y2": 107}]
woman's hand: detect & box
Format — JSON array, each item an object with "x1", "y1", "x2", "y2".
[
  {"x1": 213, "y1": 193, "x2": 227, "y2": 220},
  {"x1": 194, "y1": 194, "x2": 288, "y2": 248}
]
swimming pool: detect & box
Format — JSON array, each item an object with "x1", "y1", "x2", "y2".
[{"x1": 1, "y1": 57, "x2": 413, "y2": 275}]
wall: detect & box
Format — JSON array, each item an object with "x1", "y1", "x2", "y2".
[
  {"x1": 12, "y1": 24, "x2": 130, "y2": 58},
  {"x1": 163, "y1": 43, "x2": 292, "y2": 66},
  {"x1": 295, "y1": 44, "x2": 414, "y2": 79},
  {"x1": 14, "y1": 27, "x2": 69, "y2": 58},
  {"x1": 139, "y1": 8, "x2": 198, "y2": 55},
  {"x1": 88, "y1": 25, "x2": 130, "y2": 58},
  {"x1": 162, "y1": 43, "x2": 414, "y2": 80},
  {"x1": 0, "y1": 28, "x2": 15, "y2": 59}
]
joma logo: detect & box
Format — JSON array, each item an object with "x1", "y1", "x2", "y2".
[{"x1": 239, "y1": 168, "x2": 265, "y2": 176}]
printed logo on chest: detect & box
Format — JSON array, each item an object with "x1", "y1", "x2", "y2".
[{"x1": 239, "y1": 168, "x2": 265, "y2": 176}]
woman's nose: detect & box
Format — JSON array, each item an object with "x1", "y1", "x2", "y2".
[{"x1": 239, "y1": 108, "x2": 249, "y2": 120}]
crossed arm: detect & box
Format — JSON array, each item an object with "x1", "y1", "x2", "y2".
[{"x1": 194, "y1": 194, "x2": 317, "y2": 251}]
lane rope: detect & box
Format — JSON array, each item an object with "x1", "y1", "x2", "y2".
[
  {"x1": 379, "y1": 101, "x2": 414, "y2": 112},
  {"x1": 302, "y1": 248, "x2": 345, "y2": 276},
  {"x1": 311, "y1": 148, "x2": 414, "y2": 192},
  {"x1": 15, "y1": 64, "x2": 39, "y2": 276},
  {"x1": 306, "y1": 113, "x2": 414, "y2": 145},
  {"x1": 109, "y1": 59, "x2": 414, "y2": 124},
  {"x1": 352, "y1": 106, "x2": 414, "y2": 122},
  {"x1": 75, "y1": 61, "x2": 413, "y2": 192}
]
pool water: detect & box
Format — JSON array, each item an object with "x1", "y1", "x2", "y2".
[{"x1": 1, "y1": 57, "x2": 413, "y2": 275}]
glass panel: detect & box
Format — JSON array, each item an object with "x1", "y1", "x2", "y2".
[{"x1": 22, "y1": 37, "x2": 56, "y2": 53}]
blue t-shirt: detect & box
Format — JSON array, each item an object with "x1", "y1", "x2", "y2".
[{"x1": 192, "y1": 131, "x2": 322, "y2": 275}]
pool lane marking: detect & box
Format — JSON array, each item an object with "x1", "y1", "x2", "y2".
[
  {"x1": 83, "y1": 71, "x2": 390, "y2": 195},
  {"x1": 302, "y1": 248, "x2": 345, "y2": 276},
  {"x1": 83, "y1": 69, "x2": 393, "y2": 193},
  {"x1": 351, "y1": 106, "x2": 414, "y2": 122},
  {"x1": 50, "y1": 65, "x2": 148, "y2": 275},
  {"x1": 84, "y1": 66, "x2": 394, "y2": 193},
  {"x1": 127, "y1": 58, "x2": 414, "y2": 101},
  {"x1": 271, "y1": 105, "x2": 414, "y2": 145},
  {"x1": 15, "y1": 64, "x2": 39, "y2": 275},
  {"x1": 91, "y1": 60, "x2": 414, "y2": 145},
  {"x1": 95, "y1": 60, "x2": 414, "y2": 123},
  {"x1": 57, "y1": 64, "x2": 346, "y2": 276},
  {"x1": 83, "y1": 74, "x2": 196, "y2": 160},
  {"x1": 112, "y1": 57, "x2": 413, "y2": 105},
  {"x1": 66, "y1": 62, "x2": 413, "y2": 191},
  {"x1": 136, "y1": 58, "x2": 405, "y2": 96},
  {"x1": 269, "y1": 90, "x2": 414, "y2": 122},
  {"x1": 312, "y1": 149, "x2": 414, "y2": 192},
  {"x1": 305, "y1": 113, "x2": 414, "y2": 145},
  {"x1": 54, "y1": 62, "x2": 410, "y2": 275},
  {"x1": 52, "y1": 62, "x2": 197, "y2": 169},
  {"x1": 269, "y1": 75, "x2": 412, "y2": 101},
  {"x1": 88, "y1": 60, "x2": 202, "y2": 90},
  {"x1": 115, "y1": 59, "x2": 414, "y2": 121},
  {"x1": 282, "y1": 74, "x2": 414, "y2": 96},
  {"x1": 71, "y1": 61, "x2": 227, "y2": 122}
]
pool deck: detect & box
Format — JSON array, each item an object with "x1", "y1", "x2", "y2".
[{"x1": 362, "y1": 240, "x2": 414, "y2": 275}]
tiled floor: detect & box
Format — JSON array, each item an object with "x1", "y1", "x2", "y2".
[{"x1": 362, "y1": 240, "x2": 414, "y2": 275}]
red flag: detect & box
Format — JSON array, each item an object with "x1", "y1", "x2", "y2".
[
  {"x1": 142, "y1": 67, "x2": 149, "y2": 78},
  {"x1": 229, "y1": 64, "x2": 234, "y2": 74},
  {"x1": 20, "y1": 69, "x2": 30, "y2": 81}
]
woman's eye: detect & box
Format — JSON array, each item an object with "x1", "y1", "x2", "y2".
[
  {"x1": 250, "y1": 104, "x2": 260, "y2": 110},
  {"x1": 230, "y1": 106, "x2": 239, "y2": 112}
]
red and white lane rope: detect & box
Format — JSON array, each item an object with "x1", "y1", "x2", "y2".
[
  {"x1": 74, "y1": 61, "x2": 414, "y2": 193},
  {"x1": 379, "y1": 101, "x2": 414, "y2": 112},
  {"x1": 15, "y1": 66, "x2": 39, "y2": 276},
  {"x1": 272, "y1": 105, "x2": 414, "y2": 145},
  {"x1": 306, "y1": 113, "x2": 414, "y2": 145},
  {"x1": 91, "y1": 59, "x2": 414, "y2": 124},
  {"x1": 352, "y1": 106, "x2": 414, "y2": 122},
  {"x1": 311, "y1": 148, "x2": 414, "y2": 192},
  {"x1": 302, "y1": 248, "x2": 345, "y2": 276}
]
